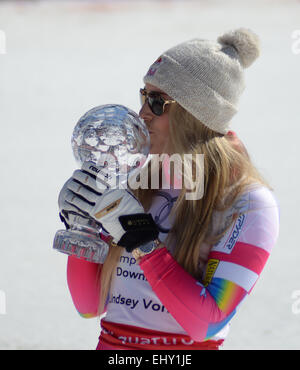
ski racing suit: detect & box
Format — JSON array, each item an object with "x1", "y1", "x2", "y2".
[{"x1": 66, "y1": 183, "x2": 279, "y2": 350}]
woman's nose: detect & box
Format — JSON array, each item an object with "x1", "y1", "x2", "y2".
[
  {"x1": 139, "y1": 100, "x2": 152, "y2": 120},
  {"x1": 139, "y1": 104, "x2": 146, "y2": 118},
  {"x1": 139, "y1": 108, "x2": 153, "y2": 133}
]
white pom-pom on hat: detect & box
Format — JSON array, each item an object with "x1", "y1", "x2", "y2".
[{"x1": 218, "y1": 28, "x2": 260, "y2": 68}]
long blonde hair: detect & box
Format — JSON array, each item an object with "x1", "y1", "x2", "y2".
[{"x1": 97, "y1": 103, "x2": 270, "y2": 315}]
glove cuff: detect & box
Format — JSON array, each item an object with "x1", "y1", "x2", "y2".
[{"x1": 117, "y1": 213, "x2": 159, "y2": 252}]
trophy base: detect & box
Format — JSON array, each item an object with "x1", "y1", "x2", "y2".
[{"x1": 53, "y1": 229, "x2": 109, "y2": 264}]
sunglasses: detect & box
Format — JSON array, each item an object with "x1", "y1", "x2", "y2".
[{"x1": 139, "y1": 88, "x2": 176, "y2": 116}]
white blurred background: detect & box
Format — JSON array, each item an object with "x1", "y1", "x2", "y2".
[{"x1": 0, "y1": 0, "x2": 299, "y2": 349}]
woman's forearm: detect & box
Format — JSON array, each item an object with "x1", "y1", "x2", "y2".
[{"x1": 67, "y1": 256, "x2": 102, "y2": 318}]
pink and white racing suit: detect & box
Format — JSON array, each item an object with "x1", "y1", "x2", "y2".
[{"x1": 67, "y1": 183, "x2": 279, "y2": 350}]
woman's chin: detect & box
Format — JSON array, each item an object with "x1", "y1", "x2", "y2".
[{"x1": 150, "y1": 144, "x2": 162, "y2": 155}]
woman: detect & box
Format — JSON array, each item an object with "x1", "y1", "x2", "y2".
[{"x1": 59, "y1": 28, "x2": 279, "y2": 350}]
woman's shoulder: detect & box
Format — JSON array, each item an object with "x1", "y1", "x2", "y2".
[
  {"x1": 233, "y1": 183, "x2": 280, "y2": 245},
  {"x1": 237, "y1": 183, "x2": 279, "y2": 213},
  {"x1": 211, "y1": 183, "x2": 280, "y2": 256},
  {"x1": 212, "y1": 183, "x2": 279, "y2": 240}
]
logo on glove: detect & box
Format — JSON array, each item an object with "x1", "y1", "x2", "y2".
[
  {"x1": 89, "y1": 164, "x2": 112, "y2": 180},
  {"x1": 94, "y1": 198, "x2": 122, "y2": 219},
  {"x1": 127, "y1": 218, "x2": 152, "y2": 227}
]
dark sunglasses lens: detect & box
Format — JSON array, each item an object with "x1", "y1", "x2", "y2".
[
  {"x1": 148, "y1": 96, "x2": 164, "y2": 116},
  {"x1": 140, "y1": 89, "x2": 165, "y2": 116}
]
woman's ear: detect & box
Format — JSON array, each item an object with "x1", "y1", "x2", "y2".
[{"x1": 226, "y1": 131, "x2": 249, "y2": 158}]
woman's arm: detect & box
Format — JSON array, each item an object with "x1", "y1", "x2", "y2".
[
  {"x1": 139, "y1": 187, "x2": 279, "y2": 341},
  {"x1": 67, "y1": 256, "x2": 102, "y2": 318},
  {"x1": 66, "y1": 232, "x2": 111, "y2": 318}
]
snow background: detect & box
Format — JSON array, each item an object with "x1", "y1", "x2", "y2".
[{"x1": 0, "y1": 0, "x2": 299, "y2": 350}]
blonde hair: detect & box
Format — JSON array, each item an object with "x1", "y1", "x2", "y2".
[{"x1": 97, "y1": 103, "x2": 270, "y2": 315}]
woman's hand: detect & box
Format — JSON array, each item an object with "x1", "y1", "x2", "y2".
[
  {"x1": 58, "y1": 161, "x2": 110, "y2": 223},
  {"x1": 58, "y1": 162, "x2": 159, "y2": 252}
]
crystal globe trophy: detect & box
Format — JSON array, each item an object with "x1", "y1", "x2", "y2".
[{"x1": 53, "y1": 104, "x2": 150, "y2": 263}]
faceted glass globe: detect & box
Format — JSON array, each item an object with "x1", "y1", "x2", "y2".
[{"x1": 71, "y1": 104, "x2": 150, "y2": 181}]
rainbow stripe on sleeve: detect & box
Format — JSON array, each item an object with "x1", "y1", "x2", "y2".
[
  {"x1": 203, "y1": 277, "x2": 248, "y2": 340},
  {"x1": 78, "y1": 311, "x2": 97, "y2": 319},
  {"x1": 207, "y1": 277, "x2": 247, "y2": 315}
]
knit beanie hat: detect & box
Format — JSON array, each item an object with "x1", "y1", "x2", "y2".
[{"x1": 143, "y1": 28, "x2": 260, "y2": 134}]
